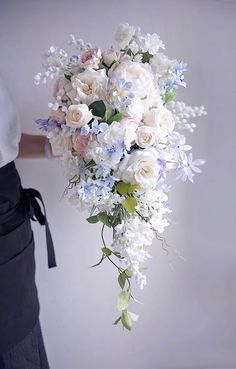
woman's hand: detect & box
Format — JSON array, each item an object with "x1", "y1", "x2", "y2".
[{"x1": 18, "y1": 134, "x2": 52, "y2": 159}]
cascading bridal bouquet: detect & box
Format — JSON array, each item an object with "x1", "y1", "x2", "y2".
[{"x1": 35, "y1": 23, "x2": 206, "y2": 330}]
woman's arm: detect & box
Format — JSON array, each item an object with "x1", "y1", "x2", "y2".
[{"x1": 18, "y1": 134, "x2": 52, "y2": 159}]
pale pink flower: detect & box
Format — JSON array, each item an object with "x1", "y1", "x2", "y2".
[
  {"x1": 102, "y1": 47, "x2": 120, "y2": 67},
  {"x1": 53, "y1": 77, "x2": 70, "y2": 98},
  {"x1": 51, "y1": 109, "x2": 66, "y2": 123},
  {"x1": 72, "y1": 131, "x2": 90, "y2": 154},
  {"x1": 80, "y1": 48, "x2": 102, "y2": 69}
]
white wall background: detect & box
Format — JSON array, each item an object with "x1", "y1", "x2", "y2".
[{"x1": 0, "y1": 0, "x2": 236, "y2": 368}]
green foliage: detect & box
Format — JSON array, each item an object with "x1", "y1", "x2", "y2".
[
  {"x1": 84, "y1": 160, "x2": 96, "y2": 169},
  {"x1": 86, "y1": 215, "x2": 99, "y2": 224},
  {"x1": 107, "y1": 112, "x2": 123, "y2": 124},
  {"x1": 118, "y1": 272, "x2": 126, "y2": 289},
  {"x1": 163, "y1": 92, "x2": 176, "y2": 104},
  {"x1": 121, "y1": 309, "x2": 132, "y2": 331},
  {"x1": 116, "y1": 182, "x2": 130, "y2": 195},
  {"x1": 122, "y1": 197, "x2": 137, "y2": 214},
  {"x1": 101, "y1": 247, "x2": 112, "y2": 256},
  {"x1": 142, "y1": 52, "x2": 153, "y2": 63},
  {"x1": 124, "y1": 268, "x2": 133, "y2": 278},
  {"x1": 113, "y1": 316, "x2": 121, "y2": 325},
  {"x1": 89, "y1": 100, "x2": 106, "y2": 118},
  {"x1": 128, "y1": 184, "x2": 140, "y2": 193},
  {"x1": 87, "y1": 212, "x2": 112, "y2": 227},
  {"x1": 116, "y1": 182, "x2": 139, "y2": 196},
  {"x1": 103, "y1": 110, "x2": 110, "y2": 122},
  {"x1": 90, "y1": 254, "x2": 106, "y2": 268},
  {"x1": 97, "y1": 212, "x2": 112, "y2": 227}
]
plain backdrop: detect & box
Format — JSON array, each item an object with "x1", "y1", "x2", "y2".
[{"x1": 0, "y1": 0, "x2": 236, "y2": 368}]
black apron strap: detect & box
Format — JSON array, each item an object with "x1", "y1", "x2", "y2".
[{"x1": 22, "y1": 188, "x2": 57, "y2": 269}]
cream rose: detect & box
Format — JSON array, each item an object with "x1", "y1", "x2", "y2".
[
  {"x1": 143, "y1": 107, "x2": 175, "y2": 139},
  {"x1": 135, "y1": 126, "x2": 156, "y2": 148},
  {"x1": 116, "y1": 148, "x2": 161, "y2": 188},
  {"x1": 71, "y1": 67, "x2": 108, "y2": 104},
  {"x1": 66, "y1": 104, "x2": 93, "y2": 128}
]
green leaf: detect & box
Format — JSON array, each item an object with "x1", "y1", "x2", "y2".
[
  {"x1": 124, "y1": 268, "x2": 133, "y2": 278},
  {"x1": 117, "y1": 290, "x2": 131, "y2": 311},
  {"x1": 107, "y1": 112, "x2": 123, "y2": 124},
  {"x1": 163, "y1": 92, "x2": 176, "y2": 104},
  {"x1": 97, "y1": 212, "x2": 112, "y2": 227},
  {"x1": 113, "y1": 316, "x2": 121, "y2": 325},
  {"x1": 116, "y1": 182, "x2": 130, "y2": 195},
  {"x1": 116, "y1": 182, "x2": 140, "y2": 196},
  {"x1": 103, "y1": 110, "x2": 110, "y2": 122},
  {"x1": 89, "y1": 204, "x2": 97, "y2": 216},
  {"x1": 122, "y1": 197, "x2": 137, "y2": 214},
  {"x1": 118, "y1": 272, "x2": 126, "y2": 289},
  {"x1": 142, "y1": 52, "x2": 153, "y2": 63},
  {"x1": 86, "y1": 215, "x2": 99, "y2": 224},
  {"x1": 101, "y1": 247, "x2": 112, "y2": 256},
  {"x1": 84, "y1": 159, "x2": 96, "y2": 169},
  {"x1": 89, "y1": 100, "x2": 106, "y2": 118},
  {"x1": 121, "y1": 309, "x2": 132, "y2": 331},
  {"x1": 127, "y1": 184, "x2": 140, "y2": 194},
  {"x1": 90, "y1": 254, "x2": 106, "y2": 268}
]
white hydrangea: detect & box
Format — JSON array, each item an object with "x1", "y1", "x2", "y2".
[
  {"x1": 150, "y1": 53, "x2": 175, "y2": 78},
  {"x1": 112, "y1": 216, "x2": 155, "y2": 289},
  {"x1": 85, "y1": 120, "x2": 136, "y2": 170},
  {"x1": 137, "y1": 33, "x2": 165, "y2": 55},
  {"x1": 47, "y1": 126, "x2": 72, "y2": 156},
  {"x1": 96, "y1": 192, "x2": 123, "y2": 214},
  {"x1": 135, "y1": 188, "x2": 171, "y2": 234},
  {"x1": 115, "y1": 23, "x2": 136, "y2": 49},
  {"x1": 60, "y1": 149, "x2": 81, "y2": 180}
]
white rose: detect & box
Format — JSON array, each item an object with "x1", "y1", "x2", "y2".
[
  {"x1": 116, "y1": 148, "x2": 161, "y2": 188},
  {"x1": 135, "y1": 126, "x2": 156, "y2": 148},
  {"x1": 115, "y1": 23, "x2": 136, "y2": 49},
  {"x1": 113, "y1": 61, "x2": 155, "y2": 100},
  {"x1": 143, "y1": 107, "x2": 175, "y2": 139},
  {"x1": 66, "y1": 104, "x2": 93, "y2": 128},
  {"x1": 71, "y1": 67, "x2": 108, "y2": 104}
]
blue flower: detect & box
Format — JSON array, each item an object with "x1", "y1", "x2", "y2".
[
  {"x1": 108, "y1": 73, "x2": 135, "y2": 110},
  {"x1": 91, "y1": 119, "x2": 100, "y2": 134},
  {"x1": 80, "y1": 124, "x2": 90, "y2": 136},
  {"x1": 35, "y1": 118, "x2": 60, "y2": 132},
  {"x1": 176, "y1": 153, "x2": 205, "y2": 183}
]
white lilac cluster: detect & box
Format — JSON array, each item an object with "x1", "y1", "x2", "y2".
[{"x1": 35, "y1": 23, "x2": 206, "y2": 330}]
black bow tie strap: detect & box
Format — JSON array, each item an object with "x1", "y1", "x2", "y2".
[{"x1": 22, "y1": 188, "x2": 57, "y2": 269}]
